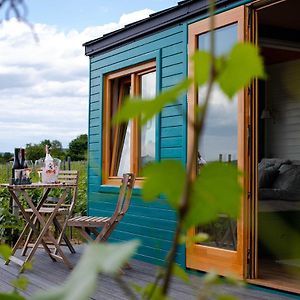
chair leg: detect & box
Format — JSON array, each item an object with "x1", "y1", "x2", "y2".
[
  {"x1": 21, "y1": 215, "x2": 37, "y2": 256},
  {"x1": 94, "y1": 222, "x2": 117, "y2": 243},
  {"x1": 89, "y1": 228, "x2": 99, "y2": 240},
  {"x1": 77, "y1": 227, "x2": 94, "y2": 242},
  {"x1": 53, "y1": 217, "x2": 76, "y2": 254}
]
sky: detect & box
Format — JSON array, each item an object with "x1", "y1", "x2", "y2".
[{"x1": 0, "y1": 0, "x2": 178, "y2": 153}]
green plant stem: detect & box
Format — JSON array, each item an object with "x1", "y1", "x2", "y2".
[
  {"x1": 115, "y1": 275, "x2": 139, "y2": 300},
  {"x1": 146, "y1": 270, "x2": 164, "y2": 300},
  {"x1": 161, "y1": 0, "x2": 216, "y2": 297},
  {"x1": 161, "y1": 221, "x2": 181, "y2": 295}
]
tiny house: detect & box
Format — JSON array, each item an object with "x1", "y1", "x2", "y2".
[{"x1": 85, "y1": 0, "x2": 300, "y2": 294}]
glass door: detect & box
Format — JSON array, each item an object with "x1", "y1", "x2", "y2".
[
  {"x1": 186, "y1": 6, "x2": 247, "y2": 278},
  {"x1": 248, "y1": 0, "x2": 300, "y2": 293}
]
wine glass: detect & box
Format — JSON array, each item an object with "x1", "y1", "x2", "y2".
[
  {"x1": 24, "y1": 160, "x2": 33, "y2": 183},
  {"x1": 35, "y1": 159, "x2": 44, "y2": 183}
]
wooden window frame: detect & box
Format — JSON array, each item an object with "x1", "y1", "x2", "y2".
[
  {"x1": 102, "y1": 61, "x2": 156, "y2": 187},
  {"x1": 186, "y1": 6, "x2": 248, "y2": 278}
]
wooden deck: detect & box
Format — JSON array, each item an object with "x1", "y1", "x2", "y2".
[{"x1": 0, "y1": 246, "x2": 295, "y2": 300}]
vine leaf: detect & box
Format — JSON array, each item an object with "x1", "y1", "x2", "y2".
[
  {"x1": 173, "y1": 264, "x2": 190, "y2": 283},
  {"x1": 132, "y1": 283, "x2": 169, "y2": 300},
  {"x1": 33, "y1": 241, "x2": 139, "y2": 300},
  {"x1": 0, "y1": 293, "x2": 26, "y2": 300},
  {"x1": 0, "y1": 244, "x2": 12, "y2": 261},
  {"x1": 192, "y1": 51, "x2": 211, "y2": 87},
  {"x1": 142, "y1": 160, "x2": 186, "y2": 209},
  {"x1": 217, "y1": 42, "x2": 265, "y2": 98},
  {"x1": 11, "y1": 276, "x2": 29, "y2": 291},
  {"x1": 112, "y1": 79, "x2": 192, "y2": 126},
  {"x1": 184, "y1": 162, "x2": 242, "y2": 229}
]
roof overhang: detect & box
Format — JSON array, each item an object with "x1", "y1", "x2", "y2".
[{"x1": 84, "y1": 0, "x2": 244, "y2": 57}]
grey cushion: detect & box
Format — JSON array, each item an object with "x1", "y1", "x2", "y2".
[
  {"x1": 258, "y1": 166, "x2": 279, "y2": 188},
  {"x1": 259, "y1": 188, "x2": 282, "y2": 200},
  {"x1": 273, "y1": 165, "x2": 300, "y2": 201},
  {"x1": 259, "y1": 158, "x2": 291, "y2": 170}
]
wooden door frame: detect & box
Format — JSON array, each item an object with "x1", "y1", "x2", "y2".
[
  {"x1": 186, "y1": 5, "x2": 248, "y2": 278},
  {"x1": 246, "y1": 0, "x2": 289, "y2": 281},
  {"x1": 246, "y1": 1, "x2": 300, "y2": 294}
]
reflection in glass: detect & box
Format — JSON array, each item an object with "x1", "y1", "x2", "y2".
[
  {"x1": 109, "y1": 78, "x2": 131, "y2": 176},
  {"x1": 140, "y1": 72, "x2": 156, "y2": 168},
  {"x1": 117, "y1": 121, "x2": 131, "y2": 176},
  {"x1": 196, "y1": 23, "x2": 238, "y2": 251}
]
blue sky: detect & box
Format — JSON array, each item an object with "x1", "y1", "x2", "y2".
[
  {"x1": 0, "y1": 0, "x2": 178, "y2": 153},
  {"x1": 26, "y1": 0, "x2": 179, "y2": 31}
]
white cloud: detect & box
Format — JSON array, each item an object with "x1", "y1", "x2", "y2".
[{"x1": 0, "y1": 9, "x2": 154, "y2": 152}]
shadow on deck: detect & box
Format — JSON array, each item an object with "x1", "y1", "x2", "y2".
[{"x1": 0, "y1": 246, "x2": 293, "y2": 300}]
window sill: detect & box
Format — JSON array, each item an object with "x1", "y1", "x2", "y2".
[{"x1": 99, "y1": 184, "x2": 142, "y2": 196}]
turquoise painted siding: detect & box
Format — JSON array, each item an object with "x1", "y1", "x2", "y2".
[{"x1": 87, "y1": 24, "x2": 187, "y2": 266}]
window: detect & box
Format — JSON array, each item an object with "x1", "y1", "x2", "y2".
[{"x1": 103, "y1": 61, "x2": 156, "y2": 186}]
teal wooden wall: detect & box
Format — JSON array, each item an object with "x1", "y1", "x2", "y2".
[{"x1": 88, "y1": 24, "x2": 188, "y2": 267}]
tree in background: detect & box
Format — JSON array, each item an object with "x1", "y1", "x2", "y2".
[
  {"x1": 0, "y1": 152, "x2": 12, "y2": 164},
  {"x1": 26, "y1": 139, "x2": 65, "y2": 161},
  {"x1": 68, "y1": 134, "x2": 87, "y2": 161}
]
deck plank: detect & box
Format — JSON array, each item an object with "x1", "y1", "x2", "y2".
[{"x1": 0, "y1": 246, "x2": 294, "y2": 299}]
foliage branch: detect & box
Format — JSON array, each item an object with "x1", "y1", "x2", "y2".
[{"x1": 112, "y1": 0, "x2": 264, "y2": 297}]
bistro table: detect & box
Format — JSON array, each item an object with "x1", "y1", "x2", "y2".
[{"x1": 0, "y1": 182, "x2": 76, "y2": 272}]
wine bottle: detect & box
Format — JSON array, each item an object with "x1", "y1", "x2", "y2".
[
  {"x1": 20, "y1": 148, "x2": 28, "y2": 169},
  {"x1": 11, "y1": 148, "x2": 21, "y2": 184}
]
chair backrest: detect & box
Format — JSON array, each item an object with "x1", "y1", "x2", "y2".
[
  {"x1": 45, "y1": 170, "x2": 79, "y2": 206},
  {"x1": 58, "y1": 170, "x2": 79, "y2": 185},
  {"x1": 113, "y1": 173, "x2": 135, "y2": 218}
]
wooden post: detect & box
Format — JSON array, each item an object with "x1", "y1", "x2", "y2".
[
  {"x1": 228, "y1": 154, "x2": 232, "y2": 163},
  {"x1": 6, "y1": 162, "x2": 10, "y2": 182},
  {"x1": 62, "y1": 160, "x2": 66, "y2": 170},
  {"x1": 67, "y1": 157, "x2": 71, "y2": 170},
  {"x1": 219, "y1": 154, "x2": 223, "y2": 162}
]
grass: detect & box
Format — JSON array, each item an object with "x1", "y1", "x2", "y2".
[{"x1": 0, "y1": 163, "x2": 10, "y2": 183}]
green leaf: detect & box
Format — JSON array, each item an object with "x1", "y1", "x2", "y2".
[
  {"x1": 23, "y1": 261, "x2": 33, "y2": 271},
  {"x1": 179, "y1": 234, "x2": 186, "y2": 244},
  {"x1": 217, "y1": 43, "x2": 265, "y2": 98},
  {"x1": 223, "y1": 276, "x2": 244, "y2": 287},
  {"x1": 142, "y1": 160, "x2": 186, "y2": 209},
  {"x1": 0, "y1": 293, "x2": 26, "y2": 300},
  {"x1": 173, "y1": 264, "x2": 190, "y2": 284},
  {"x1": 132, "y1": 282, "x2": 169, "y2": 300},
  {"x1": 0, "y1": 244, "x2": 12, "y2": 261},
  {"x1": 33, "y1": 241, "x2": 139, "y2": 300},
  {"x1": 203, "y1": 272, "x2": 221, "y2": 285},
  {"x1": 11, "y1": 276, "x2": 29, "y2": 291},
  {"x1": 184, "y1": 162, "x2": 242, "y2": 229},
  {"x1": 192, "y1": 51, "x2": 211, "y2": 86},
  {"x1": 188, "y1": 233, "x2": 209, "y2": 246},
  {"x1": 112, "y1": 79, "x2": 192, "y2": 126},
  {"x1": 179, "y1": 233, "x2": 208, "y2": 246}
]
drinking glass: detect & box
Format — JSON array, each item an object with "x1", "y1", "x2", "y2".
[
  {"x1": 35, "y1": 159, "x2": 44, "y2": 183},
  {"x1": 24, "y1": 160, "x2": 33, "y2": 183}
]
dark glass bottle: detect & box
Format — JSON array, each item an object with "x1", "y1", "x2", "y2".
[
  {"x1": 11, "y1": 148, "x2": 21, "y2": 184},
  {"x1": 20, "y1": 148, "x2": 28, "y2": 168}
]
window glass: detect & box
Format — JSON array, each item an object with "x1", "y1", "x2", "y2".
[
  {"x1": 198, "y1": 23, "x2": 238, "y2": 163},
  {"x1": 117, "y1": 121, "x2": 131, "y2": 176},
  {"x1": 110, "y1": 78, "x2": 131, "y2": 176},
  {"x1": 140, "y1": 71, "x2": 156, "y2": 168},
  {"x1": 197, "y1": 23, "x2": 238, "y2": 251}
]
